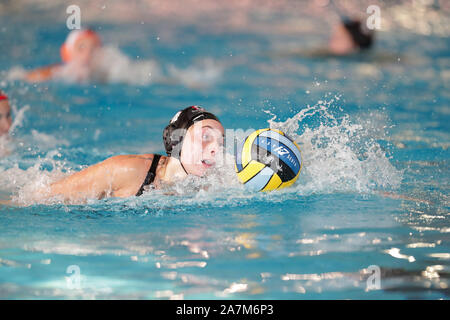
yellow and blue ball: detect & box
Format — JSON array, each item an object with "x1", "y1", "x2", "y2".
[{"x1": 235, "y1": 128, "x2": 302, "y2": 192}]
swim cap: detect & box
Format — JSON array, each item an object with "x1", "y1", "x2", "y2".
[
  {"x1": 0, "y1": 90, "x2": 8, "y2": 101},
  {"x1": 343, "y1": 19, "x2": 374, "y2": 50},
  {"x1": 163, "y1": 106, "x2": 220, "y2": 159},
  {"x1": 60, "y1": 29, "x2": 101, "y2": 63}
]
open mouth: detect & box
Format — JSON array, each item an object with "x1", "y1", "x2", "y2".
[{"x1": 201, "y1": 159, "x2": 215, "y2": 168}]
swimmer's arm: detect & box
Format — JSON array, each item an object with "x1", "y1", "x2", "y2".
[
  {"x1": 48, "y1": 155, "x2": 151, "y2": 201},
  {"x1": 104, "y1": 154, "x2": 154, "y2": 197},
  {"x1": 25, "y1": 64, "x2": 61, "y2": 82},
  {"x1": 49, "y1": 158, "x2": 116, "y2": 201}
]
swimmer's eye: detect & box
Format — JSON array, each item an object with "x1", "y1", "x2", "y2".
[{"x1": 0, "y1": 112, "x2": 11, "y2": 120}]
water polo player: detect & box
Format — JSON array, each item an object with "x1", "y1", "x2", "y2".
[
  {"x1": 26, "y1": 28, "x2": 102, "y2": 82},
  {"x1": 46, "y1": 106, "x2": 224, "y2": 201},
  {"x1": 0, "y1": 91, "x2": 12, "y2": 137},
  {"x1": 328, "y1": 18, "x2": 374, "y2": 56}
]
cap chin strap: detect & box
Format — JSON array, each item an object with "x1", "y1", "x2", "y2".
[
  {"x1": 180, "y1": 161, "x2": 189, "y2": 176},
  {"x1": 178, "y1": 150, "x2": 189, "y2": 176}
]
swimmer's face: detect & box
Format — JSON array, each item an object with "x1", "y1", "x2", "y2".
[
  {"x1": 329, "y1": 24, "x2": 356, "y2": 55},
  {"x1": 0, "y1": 100, "x2": 12, "y2": 136},
  {"x1": 180, "y1": 119, "x2": 224, "y2": 176},
  {"x1": 72, "y1": 36, "x2": 101, "y2": 65}
]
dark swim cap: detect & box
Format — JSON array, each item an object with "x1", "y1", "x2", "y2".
[
  {"x1": 343, "y1": 19, "x2": 374, "y2": 50},
  {"x1": 163, "y1": 106, "x2": 220, "y2": 159}
]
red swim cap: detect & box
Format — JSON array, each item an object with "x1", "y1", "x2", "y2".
[{"x1": 0, "y1": 90, "x2": 8, "y2": 101}]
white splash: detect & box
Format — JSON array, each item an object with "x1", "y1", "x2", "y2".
[
  {"x1": 9, "y1": 104, "x2": 30, "y2": 134},
  {"x1": 91, "y1": 46, "x2": 162, "y2": 85},
  {"x1": 0, "y1": 135, "x2": 11, "y2": 158},
  {"x1": 167, "y1": 58, "x2": 224, "y2": 88},
  {"x1": 268, "y1": 99, "x2": 403, "y2": 195},
  {"x1": 0, "y1": 150, "x2": 69, "y2": 205}
]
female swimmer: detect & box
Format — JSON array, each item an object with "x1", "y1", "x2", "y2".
[
  {"x1": 275, "y1": 16, "x2": 374, "y2": 59},
  {"x1": 328, "y1": 18, "x2": 374, "y2": 56},
  {"x1": 0, "y1": 91, "x2": 12, "y2": 137},
  {"x1": 325, "y1": 0, "x2": 374, "y2": 55},
  {"x1": 26, "y1": 28, "x2": 102, "y2": 83},
  {"x1": 46, "y1": 106, "x2": 224, "y2": 202}
]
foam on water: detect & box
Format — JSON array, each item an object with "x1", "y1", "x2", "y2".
[
  {"x1": 0, "y1": 136, "x2": 11, "y2": 158},
  {"x1": 167, "y1": 58, "x2": 224, "y2": 88},
  {"x1": 91, "y1": 46, "x2": 162, "y2": 85},
  {"x1": 0, "y1": 150, "x2": 68, "y2": 205},
  {"x1": 268, "y1": 99, "x2": 403, "y2": 195}
]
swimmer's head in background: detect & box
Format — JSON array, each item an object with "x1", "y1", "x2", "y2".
[
  {"x1": 0, "y1": 90, "x2": 12, "y2": 136},
  {"x1": 163, "y1": 106, "x2": 220, "y2": 159},
  {"x1": 342, "y1": 19, "x2": 374, "y2": 50},
  {"x1": 60, "y1": 28, "x2": 101, "y2": 63}
]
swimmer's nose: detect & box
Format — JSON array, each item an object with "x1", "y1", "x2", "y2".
[
  {"x1": 204, "y1": 140, "x2": 219, "y2": 159},
  {"x1": 211, "y1": 140, "x2": 221, "y2": 157}
]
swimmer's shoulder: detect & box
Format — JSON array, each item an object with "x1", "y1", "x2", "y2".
[
  {"x1": 106, "y1": 153, "x2": 167, "y2": 178},
  {"x1": 103, "y1": 154, "x2": 149, "y2": 170},
  {"x1": 107, "y1": 153, "x2": 163, "y2": 166},
  {"x1": 104, "y1": 154, "x2": 166, "y2": 196}
]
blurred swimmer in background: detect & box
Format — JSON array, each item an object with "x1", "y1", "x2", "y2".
[
  {"x1": 0, "y1": 90, "x2": 12, "y2": 137},
  {"x1": 323, "y1": 0, "x2": 374, "y2": 56},
  {"x1": 20, "y1": 27, "x2": 221, "y2": 87},
  {"x1": 273, "y1": 0, "x2": 375, "y2": 59},
  {"x1": 328, "y1": 18, "x2": 374, "y2": 55},
  {"x1": 26, "y1": 28, "x2": 102, "y2": 83},
  {"x1": 275, "y1": 16, "x2": 375, "y2": 59}
]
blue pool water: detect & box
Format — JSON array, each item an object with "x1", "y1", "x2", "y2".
[{"x1": 0, "y1": 2, "x2": 449, "y2": 299}]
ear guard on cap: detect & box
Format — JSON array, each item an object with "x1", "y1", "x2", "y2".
[{"x1": 163, "y1": 124, "x2": 188, "y2": 159}]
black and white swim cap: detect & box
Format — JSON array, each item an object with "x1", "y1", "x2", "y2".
[{"x1": 163, "y1": 106, "x2": 220, "y2": 159}]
